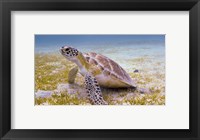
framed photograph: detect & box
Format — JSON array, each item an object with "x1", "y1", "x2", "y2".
[
  {"x1": 34, "y1": 34, "x2": 165, "y2": 106},
  {"x1": 0, "y1": 0, "x2": 200, "y2": 139}
]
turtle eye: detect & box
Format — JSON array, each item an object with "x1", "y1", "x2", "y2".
[{"x1": 65, "y1": 48, "x2": 69, "y2": 52}]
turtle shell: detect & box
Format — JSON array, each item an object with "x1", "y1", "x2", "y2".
[{"x1": 83, "y1": 52, "x2": 136, "y2": 88}]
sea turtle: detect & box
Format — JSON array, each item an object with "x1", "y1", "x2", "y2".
[{"x1": 60, "y1": 45, "x2": 138, "y2": 105}]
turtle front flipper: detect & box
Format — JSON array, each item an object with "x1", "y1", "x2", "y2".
[
  {"x1": 68, "y1": 66, "x2": 78, "y2": 84},
  {"x1": 85, "y1": 74, "x2": 108, "y2": 105}
]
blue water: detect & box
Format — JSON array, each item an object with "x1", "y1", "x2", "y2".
[{"x1": 35, "y1": 35, "x2": 165, "y2": 72}]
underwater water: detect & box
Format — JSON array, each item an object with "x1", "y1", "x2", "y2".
[
  {"x1": 36, "y1": 44, "x2": 165, "y2": 72},
  {"x1": 35, "y1": 35, "x2": 165, "y2": 105}
]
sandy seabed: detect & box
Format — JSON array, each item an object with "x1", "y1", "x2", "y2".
[{"x1": 35, "y1": 52, "x2": 165, "y2": 105}]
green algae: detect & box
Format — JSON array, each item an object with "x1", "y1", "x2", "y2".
[
  {"x1": 35, "y1": 92, "x2": 89, "y2": 105},
  {"x1": 35, "y1": 53, "x2": 76, "y2": 90},
  {"x1": 35, "y1": 53, "x2": 165, "y2": 105}
]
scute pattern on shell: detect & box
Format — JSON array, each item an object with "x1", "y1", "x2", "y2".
[{"x1": 83, "y1": 52, "x2": 136, "y2": 87}]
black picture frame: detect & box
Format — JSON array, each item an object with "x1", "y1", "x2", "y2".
[{"x1": 0, "y1": 0, "x2": 200, "y2": 140}]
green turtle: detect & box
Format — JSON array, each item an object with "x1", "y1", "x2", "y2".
[{"x1": 60, "y1": 45, "x2": 137, "y2": 105}]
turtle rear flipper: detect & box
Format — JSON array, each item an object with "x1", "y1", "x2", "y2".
[
  {"x1": 137, "y1": 87, "x2": 151, "y2": 94},
  {"x1": 85, "y1": 74, "x2": 108, "y2": 105}
]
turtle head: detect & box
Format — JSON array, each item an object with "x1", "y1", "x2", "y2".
[
  {"x1": 60, "y1": 45, "x2": 89, "y2": 70},
  {"x1": 60, "y1": 46, "x2": 79, "y2": 61}
]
